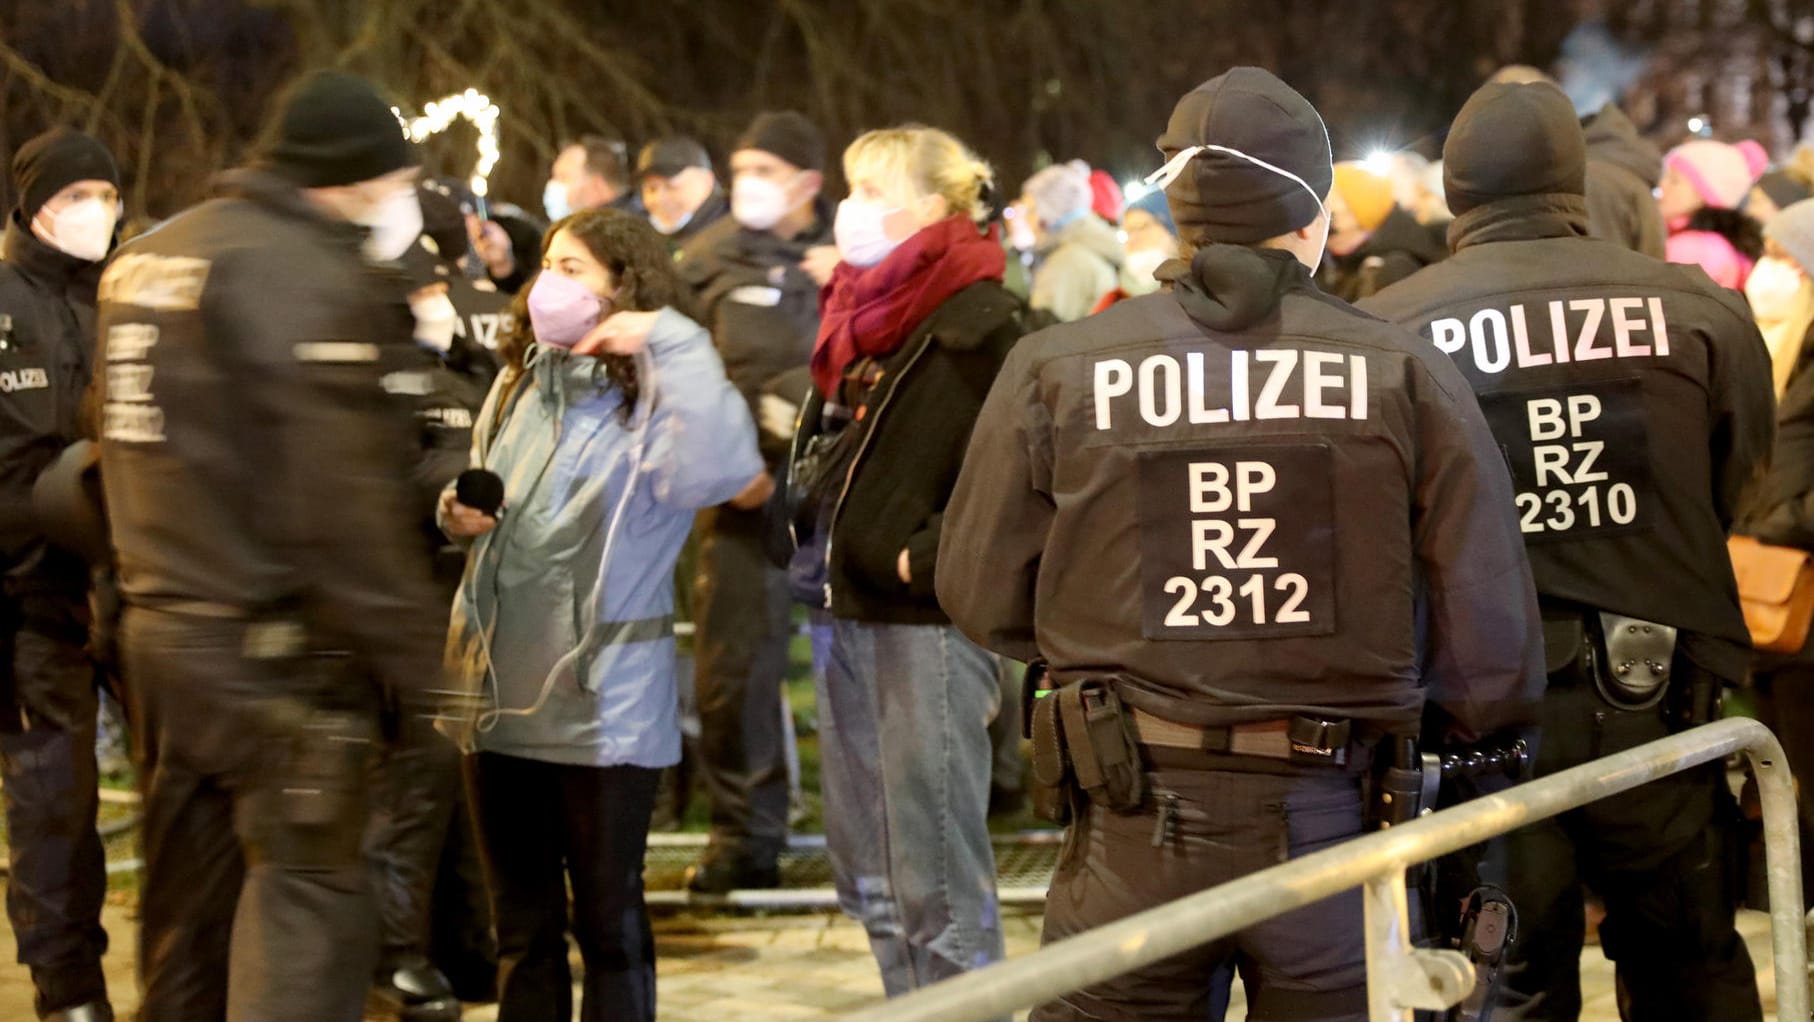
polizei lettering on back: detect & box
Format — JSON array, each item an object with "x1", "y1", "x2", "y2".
[
  {"x1": 1428, "y1": 297, "x2": 1670, "y2": 376},
  {"x1": 1094, "y1": 347, "x2": 1369, "y2": 430}
]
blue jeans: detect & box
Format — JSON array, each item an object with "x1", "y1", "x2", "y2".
[{"x1": 818, "y1": 619, "x2": 1006, "y2": 998}]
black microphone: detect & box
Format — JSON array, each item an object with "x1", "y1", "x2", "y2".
[{"x1": 455, "y1": 468, "x2": 505, "y2": 517}]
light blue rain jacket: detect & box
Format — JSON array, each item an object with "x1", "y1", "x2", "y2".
[{"x1": 445, "y1": 309, "x2": 760, "y2": 767}]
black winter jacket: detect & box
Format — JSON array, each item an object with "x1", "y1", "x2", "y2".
[
  {"x1": 787, "y1": 280, "x2": 1022, "y2": 625},
  {"x1": 679, "y1": 204, "x2": 833, "y2": 466},
  {"x1": 95, "y1": 169, "x2": 447, "y2": 701},
  {"x1": 1584, "y1": 104, "x2": 1667, "y2": 260},
  {"x1": 0, "y1": 215, "x2": 106, "y2": 598},
  {"x1": 939, "y1": 244, "x2": 1544, "y2": 739},
  {"x1": 1318, "y1": 207, "x2": 1448, "y2": 303},
  {"x1": 1362, "y1": 195, "x2": 1775, "y2": 684}
]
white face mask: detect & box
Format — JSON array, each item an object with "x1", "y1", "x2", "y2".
[
  {"x1": 732, "y1": 174, "x2": 800, "y2": 232},
  {"x1": 1146, "y1": 143, "x2": 1332, "y2": 271},
  {"x1": 410, "y1": 292, "x2": 460, "y2": 353},
  {"x1": 1747, "y1": 256, "x2": 1809, "y2": 324},
  {"x1": 360, "y1": 188, "x2": 424, "y2": 263},
  {"x1": 835, "y1": 199, "x2": 904, "y2": 268},
  {"x1": 1124, "y1": 248, "x2": 1172, "y2": 296},
  {"x1": 543, "y1": 180, "x2": 572, "y2": 222},
  {"x1": 36, "y1": 198, "x2": 117, "y2": 263}
]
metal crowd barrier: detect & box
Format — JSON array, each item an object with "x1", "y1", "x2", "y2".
[{"x1": 841, "y1": 717, "x2": 1809, "y2": 1022}]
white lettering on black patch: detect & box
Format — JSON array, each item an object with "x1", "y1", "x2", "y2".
[
  {"x1": 1479, "y1": 378, "x2": 1651, "y2": 542},
  {"x1": 1138, "y1": 443, "x2": 1336, "y2": 640}
]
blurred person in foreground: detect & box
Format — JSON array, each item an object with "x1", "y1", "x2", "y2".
[
  {"x1": 0, "y1": 127, "x2": 122, "y2": 1022},
  {"x1": 441, "y1": 207, "x2": 760, "y2": 1021},
  {"x1": 96, "y1": 70, "x2": 449, "y2": 1021}
]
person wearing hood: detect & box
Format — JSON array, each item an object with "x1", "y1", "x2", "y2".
[
  {"x1": 442, "y1": 208, "x2": 761, "y2": 1021},
  {"x1": 96, "y1": 70, "x2": 453, "y2": 1021},
  {"x1": 675, "y1": 111, "x2": 838, "y2": 895},
  {"x1": 938, "y1": 67, "x2": 1542, "y2": 1022},
  {"x1": 1660, "y1": 138, "x2": 1770, "y2": 290},
  {"x1": 1021, "y1": 160, "x2": 1126, "y2": 323},
  {"x1": 0, "y1": 128, "x2": 122, "y2": 1022},
  {"x1": 638, "y1": 137, "x2": 730, "y2": 259},
  {"x1": 1734, "y1": 198, "x2": 1814, "y2": 901},
  {"x1": 1582, "y1": 103, "x2": 1668, "y2": 258},
  {"x1": 1362, "y1": 80, "x2": 1774, "y2": 1022},
  {"x1": 1318, "y1": 161, "x2": 1447, "y2": 301}
]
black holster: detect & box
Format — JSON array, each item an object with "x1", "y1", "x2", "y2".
[{"x1": 1027, "y1": 679, "x2": 1146, "y2": 823}]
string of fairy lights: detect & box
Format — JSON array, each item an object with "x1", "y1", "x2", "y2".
[{"x1": 393, "y1": 88, "x2": 502, "y2": 197}]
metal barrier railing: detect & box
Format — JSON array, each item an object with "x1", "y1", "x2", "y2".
[{"x1": 840, "y1": 717, "x2": 1808, "y2": 1022}]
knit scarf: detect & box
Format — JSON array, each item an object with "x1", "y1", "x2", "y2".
[{"x1": 811, "y1": 216, "x2": 1004, "y2": 398}]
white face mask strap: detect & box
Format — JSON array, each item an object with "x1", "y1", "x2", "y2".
[{"x1": 1146, "y1": 144, "x2": 1329, "y2": 221}]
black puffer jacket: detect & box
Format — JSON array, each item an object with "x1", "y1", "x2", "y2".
[
  {"x1": 940, "y1": 244, "x2": 1544, "y2": 739},
  {"x1": 786, "y1": 281, "x2": 1022, "y2": 625},
  {"x1": 0, "y1": 214, "x2": 106, "y2": 598},
  {"x1": 96, "y1": 169, "x2": 446, "y2": 700}
]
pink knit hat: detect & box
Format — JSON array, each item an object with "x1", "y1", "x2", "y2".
[{"x1": 1666, "y1": 139, "x2": 1770, "y2": 210}]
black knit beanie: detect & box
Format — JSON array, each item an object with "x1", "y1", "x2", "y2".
[
  {"x1": 1444, "y1": 81, "x2": 1586, "y2": 216},
  {"x1": 13, "y1": 129, "x2": 119, "y2": 219},
  {"x1": 734, "y1": 112, "x2": 825, "y2": 173},
  {"x1": 263, "y1": 70, "x2": 418, "y2": 188}
]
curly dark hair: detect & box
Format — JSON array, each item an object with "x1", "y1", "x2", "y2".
[
  {"x1": 1686, "y1": 206, "x2": 1766, "y2": 262},
  {"x1": 494, "y1": 207, "x2": 696, "y2": 418}
]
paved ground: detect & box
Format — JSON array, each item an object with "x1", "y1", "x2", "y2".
[{"x1": 0, "y1": 901, "x2": 1787, "y2": 1020}]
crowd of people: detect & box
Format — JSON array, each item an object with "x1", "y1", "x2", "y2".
[{"x1": 3, "y1": 52, "x2": 1814, "y2": 1022}]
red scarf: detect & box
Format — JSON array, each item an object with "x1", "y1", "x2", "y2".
[{"x1": 811, "y1": 216, "x2": 1005, "y2": 398}]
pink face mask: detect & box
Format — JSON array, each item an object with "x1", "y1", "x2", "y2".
[{"x1": 527, "y1": 272, "x2": 608, "y2": 349}]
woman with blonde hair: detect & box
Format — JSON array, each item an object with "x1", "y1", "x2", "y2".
[{"x1": 781, "y1": 125, "x2": 1021, "y2": 996}]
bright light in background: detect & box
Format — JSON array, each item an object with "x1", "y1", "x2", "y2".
[
  {"x1": 1361, "y1": 149, "x2": 1396, "y2": 177},
  {"x1": 1687, "y1": 115, "x2": 1712, "y2": 138},
  {"x1": 1123, "y1": 179, "x2": 1153, "y2": 203},
  {"x1": 392, "y1": 89, "x2": 503, "y2": 197}
]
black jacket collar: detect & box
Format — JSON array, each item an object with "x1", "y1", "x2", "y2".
[
  {"x1": 2, "y1": 211, "x2": 104, "y2": 296},
  {"x1": 1166, "y1": 243, "x2": 1310, "y2": 333},
  {"x1": 216, "y1": 167, "x2": 369, "y2": 251},
  {"x1": 1448, "y1": 194, "x2": 1592, "y2": 254}
]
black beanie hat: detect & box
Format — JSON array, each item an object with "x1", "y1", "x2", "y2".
[
  {"x1": 13, "y1": 128, "x2": 119, "y2": 219},
  {"x1": 263, "y1": 70, "x2": 418, "y2": 188},
  {"x1": 1444, "y1": 81, "x2": 1586, "y2": 216},
  {"x1": 1156, "y1": 67, "x2": 1332, "y2": 246},
  {"x1": 734, "y1": 111, "x2": 825, "y2": 173}
]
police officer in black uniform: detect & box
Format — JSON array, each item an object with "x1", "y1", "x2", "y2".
[
  {"x1": 938, "y1": 68, "x2": 1545, "y2": 1021},
  {"x1": 1362, "y1": 80, "x2": 1774, "y2": 1022},
  {"x1": 95, "y1": 71, "x2": 450, "y2": 1022},
  {"x1": 0, "y1": 128, "x2": 122, "y2": 1022}
]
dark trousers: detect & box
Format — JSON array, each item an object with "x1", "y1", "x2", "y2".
[
  {"x1": 0, "y1": 594, "x2": 108, "y2": 1017},
  {"x1": 366, "y1": 716, "x2": 496, "y2": 990},
  {"x1": 124, "y1": 608, "x2": 380, "y2": 1022},
  {"x1": 1483, "y1": 681, "x2": 1762, "y2": 1022},
  {"x1": 1032, "y1": 763, "x2": 1368, "y2": 1022},
  {"x1": 691, "y1": 507, "x2": 792, "y2": 866},
  {"x1": 465, "y1": 752, "x2": 660, "y2": 1022}
]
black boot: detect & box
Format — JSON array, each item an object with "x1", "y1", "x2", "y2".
[{"x1": 369, "y1": 957, "x2": 463, "y2": 1022}]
